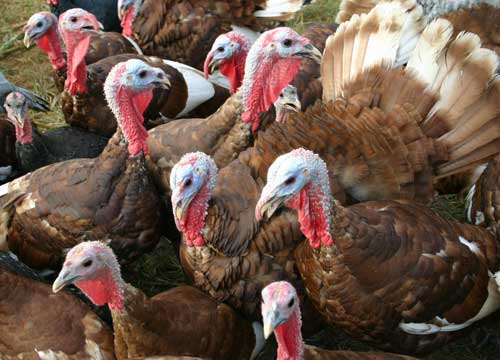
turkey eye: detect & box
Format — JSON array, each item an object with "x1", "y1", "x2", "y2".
[
  {"x1": 138, "y1": 70, "x2": 147, "y2": 78},
  {"x1": 283, "y1": 39, "x2": 292, "y2": 47},
  {"x1": 70, "y1": 17, "x2": 77, "y2": 23},
  {"x1": 288, "y1": 298, "x2": 294, "y2": 308},
  {"x1": 279, "y1": 93, "x2": 284, "y2": 98},
  {"x1": 36, "y1": 22, "x2": 43, "y2": 28},
  {"x1": 83, "y1": 259, "x2": 92, "y2": 268},
  {"x1": 284, "y1": 177, "x2": 295, "y2": 185},
  {"x1": 217, "y1": 46, "x2": 224, "y2": 52},
  {"x1": 185, "y1": 179, "x2": 192, "y2": 187}
]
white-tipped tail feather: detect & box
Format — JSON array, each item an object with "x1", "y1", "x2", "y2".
[
  {"x1": 254, "y1": 0, "x2": 305, "y2": 21},
  {"x1": 407, "y1": 18, "x2": 453, "y2": 85}
]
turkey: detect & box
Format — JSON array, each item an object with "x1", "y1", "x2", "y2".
[
  {"x1": 52, "y1": 241, "x2": 263, "y2": 360},
  {"x1": 261, "y1": 281, "x2": 419, "y2": 360},
  {"x1": 0, "y1": 71, "x2": 49, "y2": 113},
  {"x1": 58, "y1": 8, "x2": 230, "y2": 136},
  {"x1": 203, "y1": 23, "x2": 337, "y2": 105},
  {"x1": 117, "y1": 0, "x2": 307, "y2": 69},
  {"x1": 24, "y1": 11, "x2": 140, "y2": 92},
  {"x1": 466, "y1": 155, "x2": 500, "y2": 227},
  {"x1": 0, "y1": 59, "x2": 166, "y2": 270},
  {"x1": 256, "y1": 149, "x2": 500, "y2": 355},
  {"x1": 0, "y1": 252, "x2": 115, "y2": 359},
  {"x1": 3, "y1": 91, "x2": 108, "y2": 173},
  {"x1": 147, "y1": 27, "x2": 322, "y2": 196},
  {"x1": 47, "y1": 0, "x2": 121, "y2": 32}
]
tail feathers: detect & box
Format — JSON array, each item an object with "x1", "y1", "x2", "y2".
[
  {"x1": 407, "y1": 19, "x2": 453, "y2": 86},
  {"x1": 336, "y1": 0, "x2": 381, "y2": 23},
  {"x1": 428, "y1": 31, "x2": 481, "y2": 94},
  {"x1": 254, "y1": 0, "x2": 305, "y2": 21},
  {"x1": 17, "y1": 87, "x2": 50, "y2": 112},
  {"x1": 425, "y1": 48, "x2": 499, "y2": 135},
  {"x1": 321, "y1": 0, "x2": 424, "y2": 103}
]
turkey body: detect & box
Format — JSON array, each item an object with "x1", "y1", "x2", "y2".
[
  {"x1": 0, "y1": 131, "x2": 161, "y2": 269},
  {"x1": 50, "y1": 0, "x2": 121, "y2": 32},
  {"x1": 15, "y1": 126, "x2": 108, "y2": 173},
  {"x1": 0, "y1": 253, "x2": 115, "y2": 359},
  {"x1": 294, "y1": 199, "x2": 500, "y2": 354}
]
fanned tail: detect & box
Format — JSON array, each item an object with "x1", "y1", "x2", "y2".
[{"x1": 321, "y1": 0, "x2": 424, "y2": 102}]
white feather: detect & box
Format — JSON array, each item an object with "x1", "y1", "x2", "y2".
[
  {"x1": 254, "y1": 0, "x2": 304, "y2": 19},
  {"x1": 162, "y1": 60, "x2": 216, "y2": 117},
  {"x1": 123, "y1": 35, "x2": 144, "y2": 55},
  {"x1": 400, "y1": 271, "x2": 500, "y2": 335},
  {"x1": 407, "y1": 19, "x2": 453, "y2": 86}
]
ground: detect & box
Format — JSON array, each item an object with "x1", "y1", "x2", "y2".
[{"x1": 1, "y1": 0, "x2": 499, "y2": 359}]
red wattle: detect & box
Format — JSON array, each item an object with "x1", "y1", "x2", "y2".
[
  {"x1": 275, "y1": 306, "x2": 303, "y2": 360},
  {"x1": 36, "y1": 26, "x2": 65, "y2": 70},
  {"x1": 65, "y1": 35, "x2": 90, "y2": 95},
  {"x1": 177, "y1": 181, "x2": 210, "y2": 247},
  {"x1": 74, "y1": 270, "x2": 124, "y2": 310},
  {"x1": 286, "y1": 183, "x2": 334, "y2": 249},
  {"x1": 14, "y1": 120, "x2": 33, "y2": 144},
  {"x1": 121, "y1": 6, "x2": 135, "y2": 37}
]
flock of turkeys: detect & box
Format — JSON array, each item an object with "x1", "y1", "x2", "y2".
[{"x1": 1, "y1": 0, "x2": 500, "y2": 359}]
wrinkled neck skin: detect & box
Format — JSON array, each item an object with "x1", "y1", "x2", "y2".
[
  {"x1": 241, "y1": 54, "x2": 301, "y2": 131},
  {"x1": 109, "y1": 86, "x2": 151, "y2": 155},
  {"x1": 178, "y1": 182, "x2": 211, "y2": 247},
  {"x1": 74, "y1": 268, "x2": 125, "y2": 311},
  {"x1": 14, "y1": 118, "x2": 33, "y2": 144},
  {"x1": 221, "y1": 51, "x2": 247, "y2": 94},
  {"x1": 64, "y1": 33, "x2": 90, "y2": 96},
  {"x1": 286, "y1": 180, "x2": 334, "y2": 249},
  {"x1": 37, "y1": 25, "x2": 66, "y2": 70},
  {"x1": 121, "y1": 6, "x2": 136, "y2": 37},
  {"x1": 275, "y1": 107, "x2": 287, "y2": 124},
  {"x1": 275, "y1": 307, "x2": 304, "y2": 360}
]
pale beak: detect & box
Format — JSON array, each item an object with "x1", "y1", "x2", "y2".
[
  {"x1": 203, "y1": 51, "x2": 219, "y2": 78},
  {"x1": 23, "y1": 30, "x2": 35, "y2": 48},
  {"x1": 174, "y1": 196, "x2": 191, "y2": 222},
  {"x1": 295, "y1": 43, "x2": 323, "y2": 64},
  {"x1": 262, "y1": 309, "x2": 281, "y2": 339},
  {"x1": 52, "y1": 269, "x2": 80, "y2": 293},
  {"x1": 256, "y1": 189, "x2": 288, "y2": 221},
  {"x1": 9, "y1": 108, "x2": 26, "y2": 128},
  {"x1": 282, "y1": 97, "x2": 301, "y2": 113},
  {"x1": 153, "y1": 75, "x2": 171, "y2": 90}
]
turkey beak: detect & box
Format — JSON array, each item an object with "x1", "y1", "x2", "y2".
[
  {"x1": 262, "y1": 309, "x2": 281, "y2": 339},
  {"x1": 152, "y1": 72, "x2": 171, "y2": 90},
  {"x1": 282, "y1": 97, "x2": 301, "y2": 113},
  {"x1": 118, "y1": 1, "x2": 132, "y2": 20},
  {"x1": 203, "y1": 51, "x2": 219, "y2": 78},
  {"x1": 256, "y1": 189, "x2": 288, "y2": 221},
  {"x1": 295, "y1": 43, "x2": 322, "y2": 64},
  {"x1": 23, "y1": 28, "x2": 36, "y2": 48},
  {"x1": 9, "y1": 108, "x2": 25, "y2": 128},
  {"x1": 53, "y1": 269, "x2": 80, "y2": 293},
  {"x1": 174, "y1": 193, "x2": 194, "y2": 223}
]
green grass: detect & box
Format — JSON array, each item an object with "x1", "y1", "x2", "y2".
[{"x1": 1, "y1": 0, "x2": 500, "y2": 359}]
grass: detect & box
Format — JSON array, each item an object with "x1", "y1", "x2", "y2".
[{"x1": 1, "y1": 0, "x2": 500, "y2": 359}]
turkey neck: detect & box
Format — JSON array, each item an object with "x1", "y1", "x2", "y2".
[
  {"x1": 64, "y1": 33, "x2": 90, "y2": 96},
  {"x1": 223, "y1": 51, "x2": 247, "y2": 94},
  {"x1": 275, "y1": 306, "x2": 304, "y2": 360},
  {"x1": 37, "y1": 24, "x2": 65, "y2": 70},
  {"x1": 14, "y1": 118, "x2": 33, "y2": 144}
]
